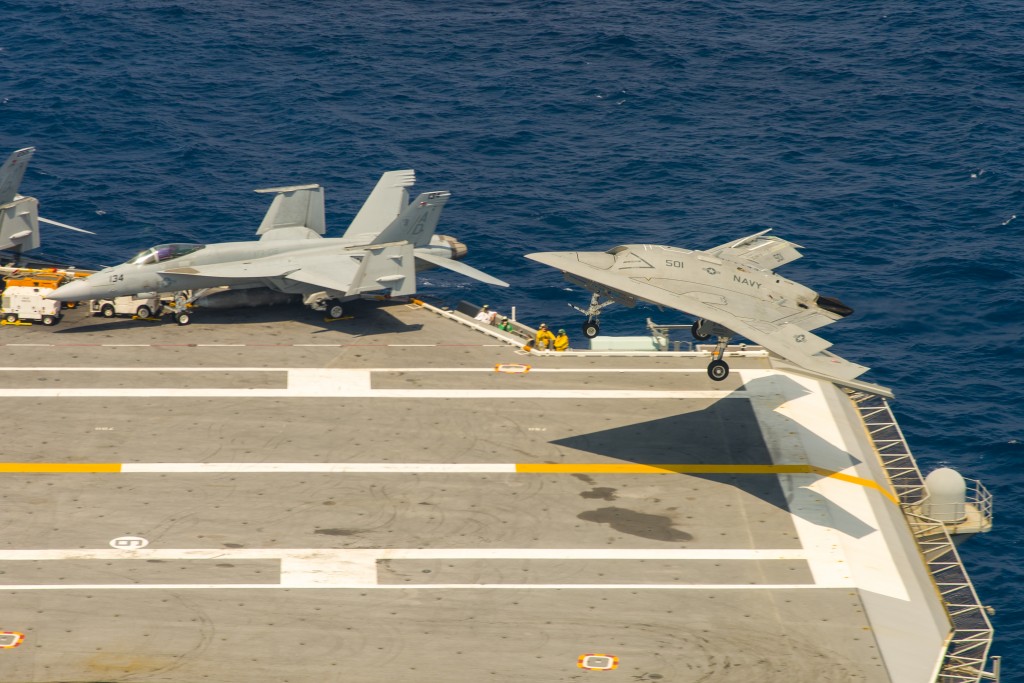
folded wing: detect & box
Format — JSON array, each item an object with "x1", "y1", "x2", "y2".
[{"x1": 706, "y1": 229, "x2": 804, "y2": 270}]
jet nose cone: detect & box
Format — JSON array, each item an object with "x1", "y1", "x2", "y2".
[{"x1": 46, "y1": 278, "x2": 92, "y2": 302}]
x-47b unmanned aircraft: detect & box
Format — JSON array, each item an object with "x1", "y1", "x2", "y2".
[
  {"x1": 48, "y1": 171, "x2": 508, "y2": 323},
  {"x1": 527, "y1": 231, "x2": 891, "y2": 397}
]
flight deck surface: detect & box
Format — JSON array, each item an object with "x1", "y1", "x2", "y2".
[{"x1": 0, "y1": 301, "x2": 949, "y2": 682}]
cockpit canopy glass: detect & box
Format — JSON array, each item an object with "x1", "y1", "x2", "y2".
[{"x1": 126, "y1": 243, "x2": 205, "y2": 266}]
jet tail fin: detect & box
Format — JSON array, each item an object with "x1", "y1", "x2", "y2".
[
  {"x1": 0, "y1": 148, "x2": 39, "y2": 252},
  {"x1": 0, "y1": 147, "x2": 34, "y2": 205},
  {"x1": 342, "y1": 169, "x2": 416, "y2": 242},
  {"x1": 372, "y1": 191, "x2": 450, "y2": 248},
  {"x1": 254, "y1": 184, "x2": 325, "y2": 240}
]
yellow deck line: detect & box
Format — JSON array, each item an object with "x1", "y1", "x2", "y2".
[
  {"x1": 0, "y1": 463, "x2": 121, "y2": 473},
  {"x1": 0, "y1": 462, "x2": 896, "y2": 503},
  {"x1": 516, "y1": 463, "x2": 899, "y2": 504}
]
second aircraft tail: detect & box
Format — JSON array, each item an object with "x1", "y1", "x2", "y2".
[{"x1": 371, "y1": 191, "x2": 450, "y2": 248}]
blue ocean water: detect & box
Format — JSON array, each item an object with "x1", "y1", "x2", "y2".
[{"x1": 2, "y1": 0, "x2": 1021, "y2": 676}]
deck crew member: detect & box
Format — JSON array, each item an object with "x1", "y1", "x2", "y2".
[
  {"x1": 474, "y1": 304, "x2": 496, "y2": 324},
  {"x1": 554, "y1": 328, "x2": 569, "y2": 352},
  {"x1": 535, "y1": 323, "x2": 556, "y2": 350},
  {"x1": 498, "y1": 315, "x2": 513, "y2": 332}
]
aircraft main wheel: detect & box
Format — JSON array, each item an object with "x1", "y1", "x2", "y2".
[
  {"x1": 4, "y1": 313, "x2": 17, "y2": 323},
  {"x1": 136, "y1": 305, "x2": 152, "y2": 319},
  {"x1": 101, "y1": 304, "x2": 116, "y2": 318},
  {"x1": 176, "y1": 312, "x2": 191, "y2": 326},
  {"x1": 583, "y1": 321, "x2": 600, "y2": 338},
  {"x1": 707, "y1": 359, "x2": 730, "y2": 381},
  {"x1": 41, "y1": 315, "x2": 57, "y2": 326},
  {"x1": 691, "y1": 320, "x2": 710, "y2": 341},
  {"x1": 326, "y1": 301, "x2": 344, "y2": 319}
]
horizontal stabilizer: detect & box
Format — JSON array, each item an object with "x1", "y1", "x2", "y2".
[
  {"x1": 415, "y1": 250, "x2": 510, "y2": 287},
  {"x1": 349, "y1": 243, "x2": 417, "y2": 296}
]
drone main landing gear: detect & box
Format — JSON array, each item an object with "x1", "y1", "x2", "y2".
[
  {"x1": 571, "y1": 293, "x2": 615, "y2": 339},
  {"x1": 689, "y1": 319, "x2": 735, "y2": 381}
]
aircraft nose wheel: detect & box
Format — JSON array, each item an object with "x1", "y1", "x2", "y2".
[
  {"x1": 707, "y1": 359, "x2": 730, "y2": 381},
  {"x1": 176, "y1": 312, "x2": 191, "y2": 326},
  {"x1": 582, "y1": 321, "x2": 600, "y2": 338},
  {"x1": 691, "y1": 320, "x2": 711, "y2": 341}
]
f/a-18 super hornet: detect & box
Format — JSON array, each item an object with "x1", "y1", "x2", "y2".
[
  {"x1": 527, "y1": 231, "x2": 890, "y2": 396},
  {"x1": 48, "y1": 170, "x2": 508, "y2": 324}
]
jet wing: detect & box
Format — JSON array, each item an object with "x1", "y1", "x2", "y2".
[{"x1": 526, "y1": 250, "x2": 870, "y2": 383}]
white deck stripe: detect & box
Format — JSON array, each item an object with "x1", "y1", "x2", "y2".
[
  {"x1": 0, "y1": 583, "x2": 827, "y2": 591},
  {"x1": 0, "y1": 366, "x2": 719, "y2": 373},
  {"x1": 0, "y1": 367, "x2": 742, "y2": 398},
  {"x1": 0, "y1": 389, "x2": 743, "y2": 398},
  {"x1": 0, "y1": 548, "x2": 809, "y2": 561},
  {"x1": 0, "y1": 547, "x2": 820, "y2": 590}
]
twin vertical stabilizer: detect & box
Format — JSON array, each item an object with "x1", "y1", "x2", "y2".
[{"x1": 0, "y1": 147, "x2": 40, "y2": 252}]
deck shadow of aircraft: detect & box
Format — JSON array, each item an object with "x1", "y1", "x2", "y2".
[
  {"x1": 48, "y1": 299, "x2": 425, "y2": 336},
  {"x1": 550, "y1": 374, "x2": 878, "y2": 539}
]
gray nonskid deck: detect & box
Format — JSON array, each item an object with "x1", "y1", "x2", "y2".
[{"x1": 0, "y1": 301, "x2": 942, "y2": 681}]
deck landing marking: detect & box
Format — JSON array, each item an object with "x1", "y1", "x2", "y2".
[
  {"x1": 109, "y1": 536, "x2": 149, "y2": 549},
  {"x1": 0, "y1": 547, "x2": 823, "y2": 590},
  {"x1": 0, "y1": 632, "x2": 25, "y2": 648},
  {"x1": 578, "y1": 654, "x2": 619, "y2": 671},
  {"x1": 0, "y1": 462, "x2": 897, "y2": 500}
]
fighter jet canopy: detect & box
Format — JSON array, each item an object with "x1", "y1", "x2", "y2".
[{"x1": 125, "y1": 243, "x2": 206, "y2": 266}]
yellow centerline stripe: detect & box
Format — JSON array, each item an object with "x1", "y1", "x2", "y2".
[
  {"x1": 0, "y1": 463, "x2": 122, "y2": 473},
  {"x1": 0, "y1": 462, "x2": 896, "y2": 503},
  {"x1": 516, "y1": 463, "x2": 899, "y2": 504}
]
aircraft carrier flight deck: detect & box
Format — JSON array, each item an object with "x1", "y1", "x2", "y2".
[{"x1": 0, "y1": 299, "x2": 991, "y2": 682}]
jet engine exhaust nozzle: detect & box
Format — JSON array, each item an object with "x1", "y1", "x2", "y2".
[
  {"x1": 436, "y1": 235, "x2": 467, "y2": 260},
  {"x1": 817, "y1": 295, "x2": 854, "y2": 318}
]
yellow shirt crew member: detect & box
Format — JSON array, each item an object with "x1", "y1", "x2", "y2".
[
  {"x1": 535, "y1": 323, "x2": 556, "y2": 350},
  {"x1": 554, "y1": 329, "x2": 569, "y2": 352}
]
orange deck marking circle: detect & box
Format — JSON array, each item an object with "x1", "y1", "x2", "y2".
[
  {"x1": 495, "y1": 363, "x2": 531, "y2": 374},
  {"x1": 577, "y1": 653, "x2": 619, "y2": 671},
  {"x1": 0, "y1": 632, "x2": 25, "y2": 649}
]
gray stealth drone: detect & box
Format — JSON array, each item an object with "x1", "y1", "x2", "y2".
[
  {"x1": 49, "y1": 170, "x2": 508, "y2": 323},
  {"x1": 527, "y1": 232, "x2": 891, "y2": 397}
]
